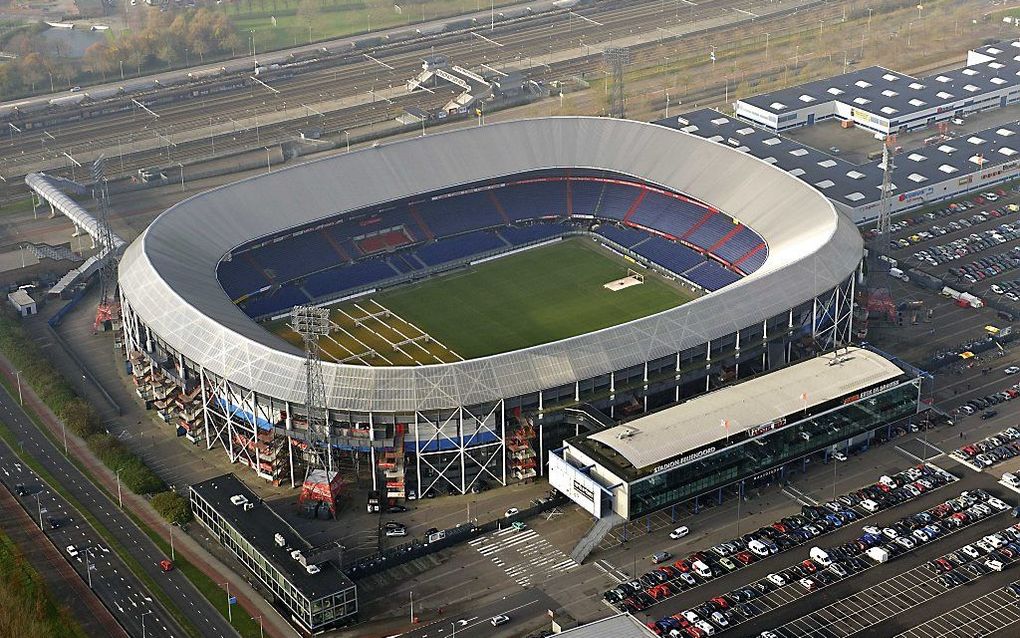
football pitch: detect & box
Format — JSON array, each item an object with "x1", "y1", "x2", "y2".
[{"x1": 270, "y1": 238, "x2": 696, "y2": 364}]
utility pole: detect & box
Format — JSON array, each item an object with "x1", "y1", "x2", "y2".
[
  {"x1": 291, "y1": 306, "x2": 333, "y2": 474},
  {"x1": 603, "y1": 48, "x2": 631, "y2": 119}
]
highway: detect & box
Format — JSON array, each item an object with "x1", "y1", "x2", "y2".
[
  {"x1": 0, "y1": 380, "x2": 239, "y2": 638},
  {"x1": 0, "y1": 0, "x2": 839, "y2": 196}
]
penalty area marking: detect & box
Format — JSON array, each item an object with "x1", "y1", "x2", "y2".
[{"x1": 604, "y1": 269, "x2": 645, "y2": 292}]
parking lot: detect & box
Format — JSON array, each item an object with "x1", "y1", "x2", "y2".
[
  {"x1": 894, "y1": 580, "x2": 1020, "y2": 638},
  {"x1": 769, "y1": 518, "x2": 1016, "y2": 638}
]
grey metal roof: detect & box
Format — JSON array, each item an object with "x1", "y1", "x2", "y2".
[
  {"x1": 555, "y1": 613, "x2": 657, "y2": 638},
  {"x1": 663, "y1": 108, "x2": 1020, "y2": 214},
  {"x1": 118, "y1": 117, "x2": 861, "y2": 413},
  {"x1": 739, "y1": 50, "x2": 1020, "y2": 122},
  {"x1": 588, "y1": 347, "x2": 903, "y2": 471}
]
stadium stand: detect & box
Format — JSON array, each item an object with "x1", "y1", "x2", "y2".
[
  {"x1": 595, "y1": 224, "x2": 646, "y2": 249},
  {"x1": 357, "y1": 229, "x2": 412, "y2": 254},
  {"x1": 416, "y1": 230, "x2": 505, "y2": 266},
  {"x1": 222, "y1": 175, "x2": 767, "y2": 317},
  {"x1": 628, "y1": 192, "x2": 707, "y2": 239},
  {"x1": 241, "y1": 284, "x2": 310, "y2": 317},
  {"x1": 249, "y1": 231, "x2": 340, "y2": 281},
  {"x1": 303, "y1": 259, "x2": 397, "y2": 299},
  {"x1": 733, "y1": 243, "x2": 769, "y2": 273},
  {"x1": 217, "y1": 258, "x2": 268, "y2": 299},
  {"x1": 498, "y1": 224, "x2": 565, "y2": 246},
  {"x1": 631, "y1": 235, "x2": 705, "y2": 276},
  {"x1": 569, "y1": 180, "x2": 606, "y2": 216},
  {"x1": 711, "y1": 225, "x2": 761, "y2": 264},
  {"x1": 494, "y1": 181, "x2": 569, "y2": 221},
  {"x1": 684, "y1": 260, "x2": 743, "y2": 291},
  {"x1": 417, "y1": 192, "x2": 503, "y2": 236},
  {"x1": 683, "y1": 211, "x2": 733, "y2": 250}
]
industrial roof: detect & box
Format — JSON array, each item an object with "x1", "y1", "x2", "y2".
[
  {"x1": 555, "y1": 613, "x2": 657, "y2": 638},
  {"x1": 587, "y1": 347, "x2": 904, "y2": 471},
  {"x1": 118, "y1": 117, "x2": 861, "y2": 412},
  {"x1": 661, "y1": 108, "x2": 1020, "y2": 212},
  {"x1": 190, "y1": 474, "x2": 353, "y2": 601},
  {"x1": 740, "y1": 49, "x2": 1020, "y2": 120}
]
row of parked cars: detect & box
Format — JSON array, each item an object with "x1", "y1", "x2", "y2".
[
  {"x1": 609, "y1": 465, "x2": 955, "y2": 624},
  {"x1": 652, "y1": 484, "x2": 992, "y2": 638},
  {"x1": 944, "y1": 244, "x2": 1020, "y2": 283},
  {"x1": 928, "y1": 522, "x2": 1020, "y2": 590},
  {"x1": 957, "y1": 383, "x2": 1020, "y2": 418},
  {"x1": 900, "y1": 205, "x2": 1020, "y2": 258},
  {"x1": 952, "y1": 426, "x2": 1020, "y2": 468},
  {"x1": 991, "y1": 277, "x2": 1020, "y2": 302},
  {"x1": 869, "y1": 196, "x2": 982, "y2": 243}
]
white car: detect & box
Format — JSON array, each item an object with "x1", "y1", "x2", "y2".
[
  {"x1": 767, "y1": 573, "x2": 787, "y2": 586},
  {"x1": 988, "y1": 497, "x2": 1010, "y2": 511},
  {"x1": 504, "y1": 508, "x2": 519, "y2": 518},
  {"x1": 863, "y1": 525, "x2": 881, "y2": 536},
  {"x1": 670, "y1": 526, "x2": 690, "y2": 540},
  {"x1": 962, "y1": 545, "x2": 981, "y2": 559},
  {"x1": 1006, "y1": 366, "x2": 1020, "y2": 375},
  {"x1": 985, "y1": 559, "x2": 1006, "y2": 572},
  {"x1": 833, "y1": 451, "x2": 848, "y2": 462},
  {"x1": 66, "y1": 545, "x2": 78, "y2": 558},
  {"x1": 882, "y1": 527, "x2": 900, "y2": 540},
  {"x1": 895, "y1": 536, "x2": 916, "y2": 550},
  {"x1": 490, "y1": 614, "x2": 511, "y2": 627},
  {"x1": 711, "y1": 611, "x2": 729, "y2": 627}
]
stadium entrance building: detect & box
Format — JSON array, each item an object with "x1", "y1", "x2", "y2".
[{"x1": 550, "y1": 348, "x2": 920, "y2": 521}]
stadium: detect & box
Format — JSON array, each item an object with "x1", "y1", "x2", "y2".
[{"x1": 117, "y1": 117, "x2": 863, "y2": 501}]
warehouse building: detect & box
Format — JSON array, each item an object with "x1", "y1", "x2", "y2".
[
  {"x1": 659, "y1": 107, "x2": 1020, "y2": 224},
  {"x1": 190, "y1": 475, "x2": 357, "y2": 634},
  {"x1": 550, "y1": 348, "x2": 920, "y2": 522}
]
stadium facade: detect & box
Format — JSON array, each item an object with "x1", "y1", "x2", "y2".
[{"x1": 117, "y1": 117, "x2": 863, "y2": 500}]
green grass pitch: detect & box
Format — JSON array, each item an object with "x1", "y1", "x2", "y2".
[{"x1": 373, "y1": 237, "x2": 696, "y2": 359}]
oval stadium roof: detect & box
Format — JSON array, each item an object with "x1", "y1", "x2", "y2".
[{"x1": 118, "y1": 117, "x2": 863, "y2": 412}]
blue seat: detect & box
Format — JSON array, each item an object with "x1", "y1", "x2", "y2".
[
  {"x1": 417, "y1": 192, "x2": 502, "y2": 237},
  {"x1": 594, "y1": 183, "x2": 641, "y2": 220},
  {"x1": 495, "y1": 182, "x2": 568, "y2": 221},
  {"x1": 241, "y1": 284, "x2": 309, "y2": 317},
  {"x1": 217, "y1": 258, "x2": 266, "y2": 299},
  {"x1": 735, "y1": 243, "x2": 769, "y2": 273},
  {"x1": 304, "y1": 260, "x2": 397, "y2": 299},
  {"x1": 631, "y1": 235, "x2": 704, "y2": 276},
  {"x1": 415, "y1": 231, "x2": 505, "y2": 266},
  {"x1": 684, "y1": 261, "x2": 742, "y2": 291},
  {"x1": 596, "y1": 224, "x2": 646, "y2": 248},
  {"x1": 248, "y1": 231, "x2": 342, "y2": 282},
  {"x1": 570, "y1": 180, "x2": 605, "y2": 216},
  {"x1": 685, "y1": 214, "x2": 734, "y2": 251},
  {"x1": 713, "y1": 226, "x2": 762, "y2": 263},
  {"x1": 500, "y1": 224, "x2": 564, "y2": 245}
]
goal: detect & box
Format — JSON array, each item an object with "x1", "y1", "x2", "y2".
[{"x1": 603, "y1": 268, "x2": 646, "y2": 291}]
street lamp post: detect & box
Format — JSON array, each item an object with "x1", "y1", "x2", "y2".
[
  {"x1": 34, "y1": 493, "x2": 42, "y2": 527},
  {"x1": 265, "y1": 147, "x2": 272, "y2": 173},
  {"x1": 119, "y1": 60, "x2": 124, "y2": 80},
  {"x1": 141, "y1": 611, "x2": 153, "y2": 638},
  {"x1": 116, "y1": 469, "x2": 123, "y2": 508},
  {"x1": 85, "y1": 548, "x2": 94, "y2": 588},
  {"x1": 169, "y1": 523, "x2": 175, "y2": 560},
  {"x1": 221, "y1": 582, "x2": 233, "y2": 622},
  {"x1": 765, "y1": 32, "x2": 770, "y2": 61},
  {"x1": 178, "y1": 162, "x2": 185, "y2": 191},
  {"x1": 15, "y1": 369, "x2": 22, "y2": 405}
]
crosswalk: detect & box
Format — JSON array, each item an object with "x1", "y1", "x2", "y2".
[{"x1": 469, "y1": 527, "x2": 578, "y2": 587}]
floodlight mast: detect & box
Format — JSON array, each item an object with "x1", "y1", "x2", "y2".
[{"x1": 290, "y1": 305, "x2": 333, "y2": 474}]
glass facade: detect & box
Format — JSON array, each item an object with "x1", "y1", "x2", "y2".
[{"x1": 626, "y1": 379, "x2": 920, "y2": 519}]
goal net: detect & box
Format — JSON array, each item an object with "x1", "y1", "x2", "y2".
[{"x1": 603, "y1": 268, "x2": 645, "y2": 291}]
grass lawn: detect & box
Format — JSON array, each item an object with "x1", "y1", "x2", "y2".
[
  {"x1": 228, "y1": 0, "x2": 530, "y2": 52},
  {"x1": 373, "y1": 238, "x2": 694, "y2": 359},
  {"x1": 0, "y1": 530, "x2": 89, "y2": 638}
]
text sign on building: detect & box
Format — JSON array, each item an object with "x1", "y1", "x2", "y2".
[{"x1": 548, "y1": 452, "x2": 602, "y2": 518}]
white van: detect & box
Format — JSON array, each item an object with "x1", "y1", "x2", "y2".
[
  {"x1": 748, "y1": 539, "x2": 770, "y2": 557},
  {"x1": 670, "y1": 525, "x2": 690, "y2": 540},
  {"x1": 1003, "y1": 472, "x2": 1020, "y2": 488},
  {"x1": 860, "y1": 499, "x2": 880, "y2": 513},
  {"x1": 810, "y1": 547, "x2": 833, "y2": 567},
  {"x1": 879, "y1": 475, "x2": 898, "y2": 488},
  {"x1": 691, "y1": 560, "x2": 713, "y2": 579}
]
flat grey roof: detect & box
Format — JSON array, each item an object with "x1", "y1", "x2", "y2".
[
  {"x1": 190, "y1": 474, "x2": 353, "y2": 601},
  {"x1": 556, "y1": 613, "x2": 657, "y2": 638},
  {"x1": 588, "y1": 347, "x2": 904, "y2": 471},
  {"x1": 119, "y1": 117, "x2": 861, "y2": 412}
]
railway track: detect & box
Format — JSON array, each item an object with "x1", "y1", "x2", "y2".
[{"x1": 0, "y1": 0, "x2": 838, "y2": 196}]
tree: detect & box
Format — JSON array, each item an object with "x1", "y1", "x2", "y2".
[
  {"x1": 151, "y1": 491, "x2": 193, "y2": 525},
  {"x1": 18, "y1": 53, "x2": 45, "y2": 92},
  {"x1": 296, "y1": 0, "x2": 321, "y2": 31},
  {"x1": 83, "y1": 41, "x2": 114, "y2": 80}
]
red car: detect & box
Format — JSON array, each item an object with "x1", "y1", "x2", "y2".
[
  {"x1": 801, "y1": 559, "x2": 818, "y2": 573},
  {"x1": 933, "y1": 558, "x2": 953, "y2": 572},
  {"x1": 772, "y1": 522, "x2": 788, "y2": 533},
  {"x1": 734, "y1": 551, "x2": 755, "y2": 565},
  {"x1": 674, "y1": 559, "x2": 691, "y2": 572},
  {"x1": 710, "y1": 595, "x2": 730, "y2": 609},
  {"x1": 159, "y1": 559, "x2": 174, "y2": 572}
]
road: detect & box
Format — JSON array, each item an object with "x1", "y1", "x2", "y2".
[
  {"x1": 0, "y1": 380, "x2": 240, "y2": 638},
  {"x1": 400, "y1": 588, "x2": 559, "y2": 638}
]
